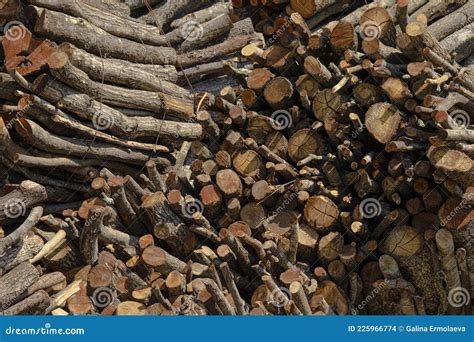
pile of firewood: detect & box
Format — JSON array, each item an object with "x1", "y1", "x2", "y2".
[{"x1": 0, "y1": 0, "x2": 473, "y2": 316}]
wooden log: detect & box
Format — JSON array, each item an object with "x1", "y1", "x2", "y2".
[
  {"x1": 48, "y1": 52, "x2": 194, "y2": 121},
  {"x1": 180, "y1": 14, "x2": 233, "y2": 53},
  {"x1": 382, "y1": 225, "x2": 446, "y2": 313},
  {"x1": 58, "y1": 43, "x2": 184, "y2": 95},
  {"x1": 15, "y1": 118, "x2": 160, "y2": 165},
  {"x1": 28, "y1": 0, "x2": 168, "y2": 46},
  {"x1": 142, "y1": 246, "x2": 187, "y2": 275},
  {"x1": 31, "y1": 75, "x2": 201, "y2": 141},
  {"x1": 0, "y1": 262, "x2": 40, "y2": 309},
  {"x1": 0, "y1": 180, "x2": 47, "y2": 223},
  {"x1": 33, "y1": 8, "x2": 176, "y2": 64}
]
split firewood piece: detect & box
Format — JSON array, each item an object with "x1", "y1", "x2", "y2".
[
  {"x1": 2, "y1": 22, "x2": 56, "y2": 75},
  {"x1": 180, "y1": 14, "x2": 233, "y2": 52},
  {"x1": 427, "y1": 147, "x2": 473, "y2": 185},
  {"x1": 29, "y1": 0, "x2": 168, "y2": 46},
  {"x1": 33, "y1": 8, "x2": 176, "y2": 65},
  {"x1": 303, "y1": 195, "x2": 339, "y2": 231},
  {"x1": 30, "y1": 229, "x2": 67, "y2": 264},
  {"x1": 165, "y1": 270, "x2": 186, "y2": 297},
  {"x1": 0, "y1": 206, "x2": 42, "y2": 255},
  {"x1": 247, "y1": 68, "x2": 275, "y2": 93},
  {"x1": 365, "y1": 102, "x2": 401, "y2": 144},
  {"x1": 58, "y1": 43, "x2": 185, "y2": 96},
  {"x1": 0, "y1": 262, "x2": 40, "y2": 309},
  {"x1": 438, "y1": 197, "x2": 474, "y2": 231},
  {"x1": 48, "y1": 52, "x2": 194, "y2": 121},
  {"x1": 382, "y1": 225, "x2": 446, "y2": 314}
]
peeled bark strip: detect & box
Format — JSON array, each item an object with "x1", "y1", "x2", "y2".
[{"x1": 33, "y1": 8, "x2": 176, "y2": 64}]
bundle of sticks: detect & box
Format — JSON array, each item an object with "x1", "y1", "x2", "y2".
[{"x1": 0, "y1": 0, "x2": 473, "y2": 316}]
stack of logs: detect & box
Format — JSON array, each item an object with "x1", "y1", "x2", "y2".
[{"x1": 0, "y1": 0, "x2": 473, "y2": 315}]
